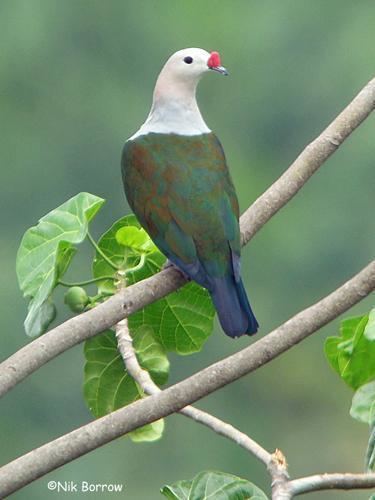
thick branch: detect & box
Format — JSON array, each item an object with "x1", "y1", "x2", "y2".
[
  {"x1": 1, "y1": 76, "x2": 374, "y2": 399},
  {"x1": 289, "y1": 472, "x2": 375, "y2": 495},
  {"x1": 115, "y1": 317, "x2": 271, "y2": 466},
  {"x1": 0, "y1": 262, "x2": 373, "y2": 497}
]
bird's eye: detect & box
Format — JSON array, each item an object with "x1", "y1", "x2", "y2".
[{"x1": 183, "y1": 56, "x2": 193, "y2": 64}]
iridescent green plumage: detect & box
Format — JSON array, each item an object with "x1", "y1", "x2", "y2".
[{"x1": 122, "y1": 132, "x2": 258, "y2": 337}]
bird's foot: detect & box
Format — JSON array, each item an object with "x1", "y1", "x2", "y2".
[
  {"x1": 162, "y1": 259, "x2": 175, "y2": 270},
  {"x1": 163, "y1": 259, "x2": 191, "y2": 281}
]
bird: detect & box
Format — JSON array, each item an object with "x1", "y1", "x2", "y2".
[{"x1": 121, "y1": 48, "x2": 258, "y2": 338}]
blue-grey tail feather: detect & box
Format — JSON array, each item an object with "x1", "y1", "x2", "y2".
[
  {"x1": 210, "y1": 275, "x2": 258, "y2": 338},
  {"x1": 156, "y1": 247, "x2": 258, "y2": 338}
]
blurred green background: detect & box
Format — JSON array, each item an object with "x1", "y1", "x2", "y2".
[{"x1": 0, "y1": 1, "x2": 374, "y2": 499}]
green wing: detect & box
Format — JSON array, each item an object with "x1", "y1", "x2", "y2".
[{"x1": 122, "y1": 132, "x2": 240, "y2": 284}]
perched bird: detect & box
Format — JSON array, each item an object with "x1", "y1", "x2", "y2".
[{"x1": 122, "y1": 48, "x2": 258, "y2": 337}]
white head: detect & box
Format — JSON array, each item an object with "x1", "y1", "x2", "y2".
[
  {"x1": 153, "y1": 47, "x2": 228, "y2": 103},
  {"x1": 160, "y1": 48, "x2": 227, "y2": 81},
  {"x1": 129, "y1": 48, "x2": 227, "y2": 139}
]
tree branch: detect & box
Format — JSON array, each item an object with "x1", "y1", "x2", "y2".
[
  {"x1": 289, "y1": 472, "x2": 375, "y2": 495},
  {"x1": 115, "y1": 317, "x2": 271, "y2": 466},
  {"x1": 0, "y1": 267, "x2": 186, "y2": 399},
  {"x1": 0, "y1": 261, "x2": 373, "y2": 497},
  {"x1": 1, "y1": 76, "x2": 374, "y2": 400},
  {"x1": 268, "y1": 449, "x2": 291, "y2": 500}
]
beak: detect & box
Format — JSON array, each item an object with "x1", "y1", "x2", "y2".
[{"x1": 209, "y1": 65, "x2": 229, "y2": 76}]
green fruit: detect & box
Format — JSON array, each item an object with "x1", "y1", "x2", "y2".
[{"x1": 64, "y1": 286, "x2": 89, "y2": 312}]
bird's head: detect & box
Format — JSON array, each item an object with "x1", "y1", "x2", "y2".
[
  {"x1": 161, "y1": 48, "x2": 228, "y2": 83},
  {"x1": 151, "y1": 48, "x2": 228, "y2": 114},
  {"x1": 153, "y1": 48, "x2": 228, "y2": 103}
]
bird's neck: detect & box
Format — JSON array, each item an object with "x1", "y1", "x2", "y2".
[{"x1": 129, "y1": 74, "x2": 211, "y2": 139}]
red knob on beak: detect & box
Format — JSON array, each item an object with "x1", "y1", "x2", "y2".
[{"x1": 207, "y1": 51, "x2": 228, "y2": 76}]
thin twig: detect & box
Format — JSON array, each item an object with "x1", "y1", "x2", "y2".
[
  {"x1": 289, "y1": 472, "x2": 375, "y2": 495},
  {"x1": 125, "y1": 253, "x2": 146, "y2": 275},
  {"x1": 0, "y1": 262, "x2": 373, "y2": 497},
  {"x1": 115, "y1": 317, "x2": 271, "y2": 466},
  {"x1": 58, "y1": 276, "x2": 115, "y2": 287},
  {"x1": 87, "y1": 231, "x2": 119, "y2": 271},
  {"x1": 1, "y1": 77, "x2": 375, "y2": 399}
]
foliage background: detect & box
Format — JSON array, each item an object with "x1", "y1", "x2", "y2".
[{"x1": 0, "y1": 1, "x2": 374, "y2": 498}]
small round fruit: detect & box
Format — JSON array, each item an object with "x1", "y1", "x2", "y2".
[{"x1": 64, "y1": 286, "x2": 89, "y2": 313}]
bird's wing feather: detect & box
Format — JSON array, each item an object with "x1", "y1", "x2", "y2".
[{"x1": 122, "y1": 132, "x2": 240, "y2": 288}]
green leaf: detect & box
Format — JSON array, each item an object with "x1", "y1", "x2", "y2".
[
  {"x1": 350, "y1": 381, "x2": 375, "y2": 425},
  {"x1": 324, "y1": 315, "x2": 375, "y2": 389},
  {"x1": 161, "y1": 480, "x2": 192, "y2": 500},
  {"x1": 92, "y1": 214, "x2": 165, "y2": 295},
  {"x1": 25, "y1": 299, "x2": 57, "y2": 338},
  {"x1": 83, "y1": 326, "x2": 169, "y2": 442},
  {"x1": 365, "y1": 308, "x2": 375, "y2": 341},
  {"x1": 324, "y1": 337, "x2": 341, "y2": 374},
  {"x1": 16, "y1": 192, "x2": 105, "y2": 336},
  {"x1": 129, "y1": 282, "x2": 215, "y2": 354},
  {"x1": 161, "y1": 471, "x2": 268, "y2": 500},
  {"x1": 129, "y1": 419, "x2": 165, "y2": 443},
  {"x1": 340, "y1": 316, "x2": 365, "y2": 340},
  {"x1": 116, "y1": 226, "x2": 158, "y2": 253},
  {"x1": 93, "y1": 215, "x2": 215, "y2": 354},
  {"x1": 133, "y1": 325, "x2": 170, "y2": 384}
]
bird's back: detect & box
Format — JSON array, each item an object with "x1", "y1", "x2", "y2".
[{"x1": 122, "y1": 132, "x2": 241, "y2": 283}]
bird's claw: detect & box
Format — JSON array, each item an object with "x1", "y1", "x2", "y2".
[{"x1": 163, "y1": 259, "x2": 191, "y2": 281}]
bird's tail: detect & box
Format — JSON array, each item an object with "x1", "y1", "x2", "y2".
[{"x1": 210, "y1": 275, "x2": 258, "y2": 338}]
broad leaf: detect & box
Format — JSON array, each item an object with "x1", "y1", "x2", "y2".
[
  {"x1": 325, "y1": 315, "x2": 375, "y2": 389},
  {"x1": 93, "y1": 215, "x2": 215, "y2": 354},
  {"x1": 129, "y1": 282, "x2": 214, "y2": 354},
  {"x1": 17, "y1": 192, "x2": 104, "y2": 336},
  {"x1": 25, "y1": 299, "x2": 57, "y2": 338},
  {"x1": 365, "y1": 308, "x2": 375, "y2": 341},
  {"x1": 350, "y1": 381, "x2": 375, "y2": 425},
  {"x1": 130, "y1": 419, "x2": 165, "y2": 443},
  {"x1": 83, "y1": 326, "x2": 169, "y2": 442},
  {"x1": 341, "y1": 316, "x2": 365, "y2": 341},
  {"x1": 161, "y1": 480, "x2": 192, "y2": 500},
  {"x1": 116, "y1": 225, "x2": 158, "y2": 253},
  {"x1": 351, "y1": 381, "x2": 375, "y2": 471},
  {"x1": 161, "y1": 471, "x2": 268, "y2": 500}
]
